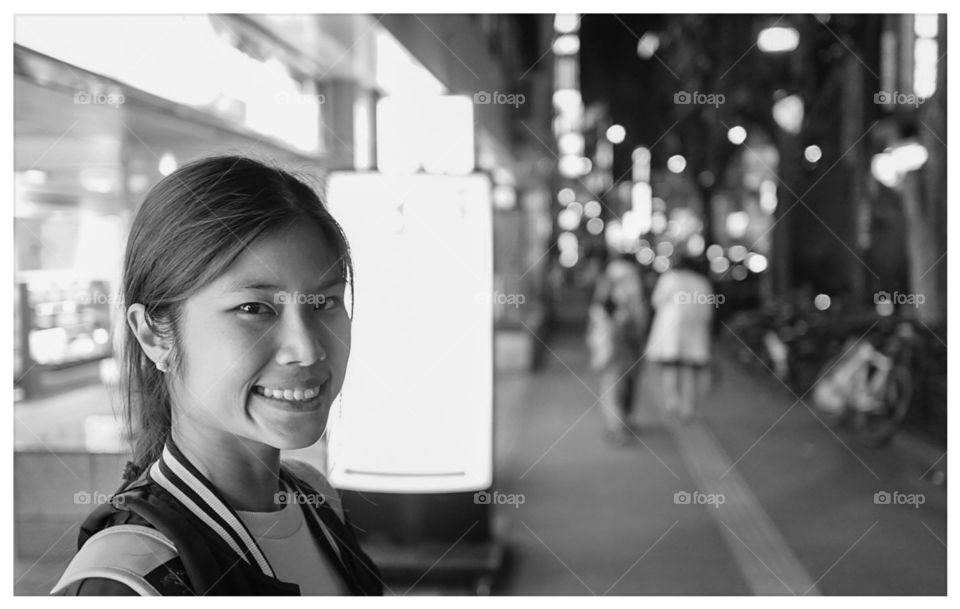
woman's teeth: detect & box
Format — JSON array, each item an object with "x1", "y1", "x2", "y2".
[{"x1": 254, "y1": 385, "x2": 322, "y2": 401}]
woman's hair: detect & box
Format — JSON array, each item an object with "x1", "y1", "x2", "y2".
[{"x1": 119, "y1": 155, "x2": 353, "y2": 476}]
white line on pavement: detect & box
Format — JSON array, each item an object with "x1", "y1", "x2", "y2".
[{"x1": 669, "y1": 419, "x2": 820, "y2": 595}]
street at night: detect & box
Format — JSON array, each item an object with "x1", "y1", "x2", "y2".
[{"x1": 11, "y1": 7, "x2": 949, "y2": 600}]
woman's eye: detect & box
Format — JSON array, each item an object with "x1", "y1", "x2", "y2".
[
  {"x1": 314, "y1": 296, "x2": 341, "y2": 312},
  {"x1": 237, "y1": 302, "x2": 274, "y2": 316}
]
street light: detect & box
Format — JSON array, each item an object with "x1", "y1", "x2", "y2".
[
  {"x1": 804, "y1": 145, "x2": 822, "y2": 163},
  {"x1": 914, "y1": 15, "x2": 939, "y2": 98},
  {"x1": 758, "y1": 26, "x2": 799, "y2": 53},
  {"x1": 772, "y1": 94, "x2": 804, "y2": 134},
  {"x1": 870, "y1": 140, "x2": 928, "y2": 189},
  {"x1": 637, "y1": 32, "x2": 660, "y2": 59},
  {"x1": 559, "y1": 155, "x2": 591, "y2": 178},
  {"x1": 558, "y1": 132, "x2": 585, "y2": 156},
  {"x1": 158, "y1": 152, "x2": 178, "y2": 176},
  {"x1": 553, "y1": 34, "x2": 580, "y2": 56},
  {"x1": 554, "y1": 14, "x2": 580, "y2": 34},
  {"x1": 667, "y1": 154, "x2": 686, "y2": 173},
  {"x1": 606, "y1": 124, "x2": 626, "y2": 144},
  {"x1": 552, "y1": 88, "x2": 582, "y2": 114},
  {"x1": 726, "y1": 211, "x2": 750, "y2": 238},
  {"x1": 727, "y1": 125, "x2": 747, "y2": 145}
]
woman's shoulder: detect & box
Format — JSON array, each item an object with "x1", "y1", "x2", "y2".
[
  {"x1": 50, "y1": 524, "x2": 192, "y2": 595},
  {"x1": 52, "y1": 577, "x2": 140, "y2": 596}
]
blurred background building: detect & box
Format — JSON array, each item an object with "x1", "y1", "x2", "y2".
[{"x1": 13, "y1": 14, "x2": 557, "y2": 399}]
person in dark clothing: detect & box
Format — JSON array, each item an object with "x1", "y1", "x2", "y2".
[{"x1": 587, "y1": 255, "x2": 650, "y2": 444}]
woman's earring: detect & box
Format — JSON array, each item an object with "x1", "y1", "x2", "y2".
[{"x1": 156, "y1": 356, "x2": 169, "y2": 373}]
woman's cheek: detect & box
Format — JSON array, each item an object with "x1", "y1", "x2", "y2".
[
  {"x1": 335, "y1": 321, "x2": 352, "y2": 367},
  {"x1": 327, "y1": 317, "x2": 351, "y2": 386},
  {"x1": 194, "y1": 323, "x2": 265, "y2": 387}
]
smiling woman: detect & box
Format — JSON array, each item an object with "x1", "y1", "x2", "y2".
[{"x1": 50, "y1": 156, "x2": 382, "y2": 596}]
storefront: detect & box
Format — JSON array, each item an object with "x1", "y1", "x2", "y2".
[{"x1": 14, "y1": 16, "x2": 331, "y2": 399}]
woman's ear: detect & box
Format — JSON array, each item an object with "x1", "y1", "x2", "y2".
[{"x1": 126, "y1": 303, "x2": 171, "y2": 366}]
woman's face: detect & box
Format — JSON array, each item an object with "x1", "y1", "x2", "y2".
[{"x1": 170, "y1": 222, "x2": 351, "y2": 450}]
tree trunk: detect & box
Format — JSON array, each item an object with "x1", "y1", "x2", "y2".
[
  {"x1": 840, "y1": 53, "x2": 868, "y2": 308},
  {"x1": 910, "y1": 15, "x2": 947, "y2": 327},
  {"x1": 900, "y1": 172, "x2": 944, "y2": 325}
]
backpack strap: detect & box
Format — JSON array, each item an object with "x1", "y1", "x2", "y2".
[{"x1": 50, "y1": 524, "x2": 187, "y2": 596}]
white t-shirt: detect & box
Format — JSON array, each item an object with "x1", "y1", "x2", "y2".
[
  {"x1": 236, "y1": 490, "x2": 347, "y2": 595},
  {"x1": 647, "y1": 269, "x2": 714, "y2": 364}
]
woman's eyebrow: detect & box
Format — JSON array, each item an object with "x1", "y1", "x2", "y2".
[
  {"x1": 222, "y1": 278, "x2": 345, "y2": 293},
  {"x1": 223, "y1": 281, "x2": 279, "y2": 293}
]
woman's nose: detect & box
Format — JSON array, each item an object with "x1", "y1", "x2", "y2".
[{"x1": 275, "y1": 313, "x2": 327, "y2": 366}]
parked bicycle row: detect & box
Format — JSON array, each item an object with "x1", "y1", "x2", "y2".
[{"x1": 722, "y1": 297, "x2": 945, "y2": 448}]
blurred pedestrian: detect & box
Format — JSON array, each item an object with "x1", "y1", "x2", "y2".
[
  {"x1": 587, "y1": 255, "x2": 650, "y2": 444},
  {"x1": 647, "y1": 255, "x2": 714, "y2": 423}
]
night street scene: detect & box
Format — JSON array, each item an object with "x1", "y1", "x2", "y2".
[{"x1": 11, "y1": 8, "x2": 950, "y2": 600}]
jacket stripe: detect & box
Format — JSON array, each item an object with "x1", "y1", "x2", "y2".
[
  {"x1": 157, "y1": 444, "x2": 275, "y2": 577},
  {"x1": 148, "y1": 462, "x2": 251, "y2": 571},
  {"x1": 154, "y1": 457, "x2": 257, "y2": 569},
  {"x1": 148, "y1": 444, "x2": 275, "y2": 578}
]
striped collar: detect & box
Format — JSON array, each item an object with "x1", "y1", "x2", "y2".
[{"x1": 147, "y1": 441, "x2": 290, "y2": 579}]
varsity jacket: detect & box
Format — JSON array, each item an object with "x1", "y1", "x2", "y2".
[{"x1": 50, "y1": 441, "x2": 383, "y2": 595}]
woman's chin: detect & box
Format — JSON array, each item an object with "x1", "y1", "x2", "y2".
[
  {"x1": 250, "y1": 413, "x2": 330, "y2": 450},
  {"x1": 267, "y1": 426, "x2": 327, "y2": 451},
  {"x1": 248, "y1": 391, "x2": 331, "y2": 447}
]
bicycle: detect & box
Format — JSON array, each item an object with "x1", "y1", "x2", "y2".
[{"x1": 811, "y1": 322, "x2": 916, "y2": 447}]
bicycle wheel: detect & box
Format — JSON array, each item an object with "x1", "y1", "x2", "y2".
[
  {"x1": 816, "y1": 403, "x2": 849, "y2": 429},
  {"x1": 854, "y1": 365, "x2": 913, "y2": 447}
]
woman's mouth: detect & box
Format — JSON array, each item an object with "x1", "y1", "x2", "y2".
[{"x1": 252, "y1": 381, "x2": 327, "y2": 410}]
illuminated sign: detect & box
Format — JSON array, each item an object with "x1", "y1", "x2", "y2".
[{"x1": 325, "y1": 172, "x2": 493, "y2": 493}]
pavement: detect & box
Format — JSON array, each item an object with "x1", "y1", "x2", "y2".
[
  {"x1": 14, "y1": 330, "x2": 947, "y2": 595},
  {"x1": 15, "y1": 384, "x2": 121, "y2": 452},
  {"x1": 490, "y1": 330, "x2": 946, "y2": 595}
]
